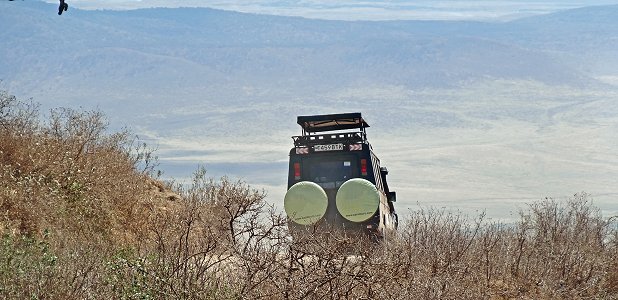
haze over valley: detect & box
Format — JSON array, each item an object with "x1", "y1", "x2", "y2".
[{"x1": 2, "y1": 0, "x2": 617, "y2": 219}]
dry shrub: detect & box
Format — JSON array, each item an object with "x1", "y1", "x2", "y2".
[
  {"x1": 0, "y1": 90, "x2": 173, "y2": 299},
  {"x1": 0, "y1": 91, "x2": 162, "y2": 242},
  {"x1": 96, "y1": 167, "x2": 280, "y2": 299},
  {"x1": 606, "y1": 219, "x2": 618, "y2": 294},
  {"x1": 501, "y1": 194, "x2": 612, "y2": 298}
]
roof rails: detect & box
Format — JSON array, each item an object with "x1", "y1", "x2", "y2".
[{"x1": 293, "y1": 113, "x2": 370, "y2": 148}]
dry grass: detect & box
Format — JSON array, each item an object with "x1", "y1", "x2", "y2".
[{"x1": 1, "y1": 90, "x2": 617, "y2": 299}]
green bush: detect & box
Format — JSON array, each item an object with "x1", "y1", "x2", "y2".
[{"x1": 0, "y1": 231, "x2": 57, "y2": 299}]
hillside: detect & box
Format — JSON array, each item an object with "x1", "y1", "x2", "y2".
[
  {"x1": 2, "y1": 1, "x2": 616, "y2": 105},
  {"x1": 0, "y1": 89, "x2": 178, "y2": 241},
  {"x1": 1, "y1": 90, "x2": 617, "y2": 299}
]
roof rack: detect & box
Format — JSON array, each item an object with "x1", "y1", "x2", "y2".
[
  {"x1": 297, "y1": 112, "x2": 369, "y2": 133},
  {"x1": 293, "y1": 113, "x2": 370, "y2": 148}
]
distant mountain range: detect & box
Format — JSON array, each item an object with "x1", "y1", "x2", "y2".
[{"x1": 1, "y1": 1, "x2": 617, "y2": 109}]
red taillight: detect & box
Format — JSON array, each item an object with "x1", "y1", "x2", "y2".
[
  {"x1": 294, "y1": 162, "x2": 301, "y2": 180},
  {"x1": 360, "y1": 159, "x2": 368, "y2": 176}
]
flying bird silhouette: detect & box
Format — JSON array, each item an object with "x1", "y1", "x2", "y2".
[{"x1": 58, "y1": 0, "x2": 68, "y2": 15}]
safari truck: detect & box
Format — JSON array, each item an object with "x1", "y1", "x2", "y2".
[{"x1": 284, "y1": 112, "x2": 398, "y2": 241}]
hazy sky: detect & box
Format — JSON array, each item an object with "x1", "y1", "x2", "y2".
[{"x1": 45, "y1": 0, "x2": 618, "y2": 20}]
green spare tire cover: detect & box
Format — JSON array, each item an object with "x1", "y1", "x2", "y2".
[
  {"x1": 284, "y1": 181, "x2": 328, "y2": 225},
  {"x1": 336, "y1": 178, "x2": 379, "y2": 222}
]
